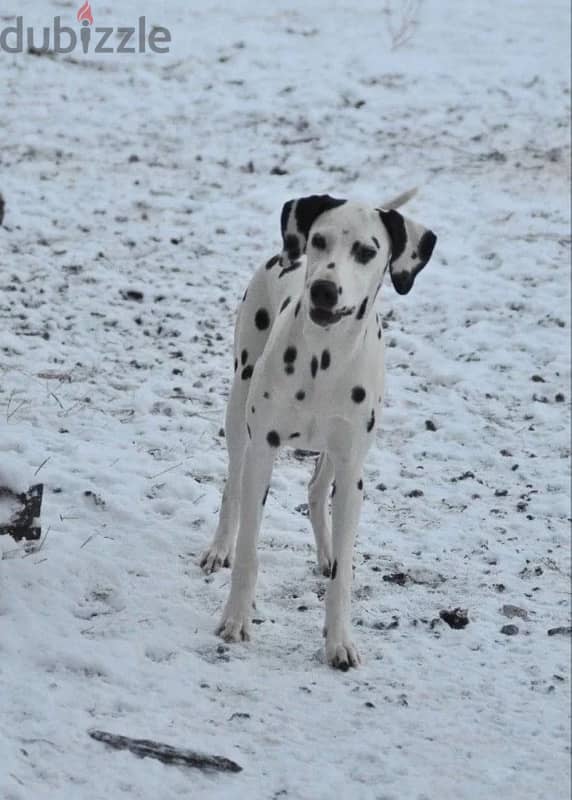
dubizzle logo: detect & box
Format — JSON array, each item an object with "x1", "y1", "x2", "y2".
[
  {"x1": 77, "y1": 2, "x2": 95, "y2": 25},
  {"x1": 77, "y1": 2, "x2": 94, "y2": 53},
  {"x1": 0, "y1": 3, "x2": 171, "y2": 55}
]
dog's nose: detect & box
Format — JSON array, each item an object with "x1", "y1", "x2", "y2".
[{"x1": 310, "y1": 279, "x2": 338, "y2": 309}]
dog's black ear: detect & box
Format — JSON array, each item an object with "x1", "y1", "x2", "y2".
[
  {"x1": 280, "y1": 195, "x2": 346, "y2": 265},
  {"x1": 378, "y1": 208, "x2": 437, "y2": 295}
]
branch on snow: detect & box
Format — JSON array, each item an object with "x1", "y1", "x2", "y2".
[{"x1": 88, "y1": 730, "x2": 243, "y2": 774}]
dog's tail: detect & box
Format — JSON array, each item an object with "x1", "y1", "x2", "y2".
[{"x1": 381, "y1": 187, "x2": 418, "y2": 210}]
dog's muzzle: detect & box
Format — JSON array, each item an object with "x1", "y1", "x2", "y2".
[{"x1": 310, "y1": 279, "x2": 341, "y2": 327}]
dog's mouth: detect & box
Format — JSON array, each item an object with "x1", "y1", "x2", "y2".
[{"x1": 309, "y1": 306, "x2": 354, "y2": 327}]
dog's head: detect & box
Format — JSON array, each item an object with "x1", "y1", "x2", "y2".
[{"x1": 280, "y1": 194, "x2": 437, "y2": 327}]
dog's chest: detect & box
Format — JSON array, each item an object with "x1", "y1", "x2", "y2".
[{"x1": 248, "y1": 310, "x2": 384, "y2": 451}]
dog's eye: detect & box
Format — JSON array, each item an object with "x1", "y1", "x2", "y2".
[
  {"x1": 351, "y1": 242, "x2": 376, "y2": 265},
  {"x1": 311, "y1": 233, "x2": 327, "y2": 250}
]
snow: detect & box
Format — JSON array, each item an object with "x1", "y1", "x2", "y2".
[{"x1": 0, "y1": 0, "x2": 570, "y2": 798}]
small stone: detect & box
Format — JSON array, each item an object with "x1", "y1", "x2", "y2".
[
  {"x1": 439, "y1": 608, "x2": 469, "y2": 629},
  {"x1": 501, "y1": 604, "x2": 528, "y2": 620},
  {"x1": 425, "y1": 419, "x2": 437, "y2": 431},
  {"x1": 500, "y1": 624, "x2": 519, "y2": 636},
  {"x1": 120, "y1": 289, "x2": 144, "y2": 302},
  {"x1": 383, "y1": 572, "x2": 409, "y2": 586},
  {"x1": 547, "y1": 626, "x2": 572, "y2": 637}
]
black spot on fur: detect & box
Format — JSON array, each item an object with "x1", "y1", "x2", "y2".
[
  {"x1": 331, "y1": 560, "x2": 338, "y2": 580},
  {"x1": 377, "y1": 327, "x2": 382, "y2": 339},
  {"x1": 367, "y1": 409, "x2": 375, "y2": 432},
  {"x1": 327, "y1": 262, "x2": 335, "y2": 270},
  {"x1": 234, "y1": 358, "x2": 238, "y2": 372},
  {"x1": 311, "y1": 232, "x2": 327, "y2": 250},
  {"x1": 285, "y1": 365, "x2": 294, "y2": 375},
  {"x1": 357, "y1": 479, "x2": 363, "y2": 490},
  {"x1": 280, "y1": 296, "x2": 291, "y2": 313},
  {"x1": 418, "y1": 231, "x2": 437, "y2": 265},
  {"x1": 331, "y1": 481, "x2": 336, "y2": 497},
  {"x1": 295, "y1": 390, "x2": 305, "y2": 401},
  {"x1": 372, "y1": 236, "x2": 380, "y2": 249},
  {"x1": 251, "y1": 406, "x2": 255, "y2": 414},
  {"x1": 284, "y1": 346, "x2": 297, "y2": 364},
  {"x1": 294, "y1": 300, "x2": 301, "y2": 317},
  {"x1": 311, "y1": 356, "x2": 318, "y2": 378},
  {"x1": 241, "y1": 365, "x2": 253, "y2": 380},
  {"x1": 247, "y1": 424, "x2": 252, "y2": 439},
  {"x1": 267, "y1": 430, "x2": 280, "y2": 448},
  {"x1": 289, "y1": 432, "x2": 301, "y2": 439},
  {"x1": 265, "y1": 254, "x2": 280, "y2": 270},
  {"x1": 241, "y1": 349, "x2": 248, "y2": 365},
  {"x1": 284, "y1": 234, "x2": 301, "y2": 261},
  {"x1": 338, "y1": 286, "x2": 343, "y2": 295},
  {"x1": 352, "y1": 386, "x2": 366, "y2": 403},
  {"x1": 263, "y1": 391, "x2": 270, "y2": 399},
  {"x1": 378, "y1": 209, "x2": 407, "y2": 263},
  {"x1": 262, "y1": 486, "x2": 269, "y2": 505},
  {"x1": 320, "y1": 350, "x2": 330, "y2": 370},
  {"x1": 279, "y1": 261, "x2": 302, "y2": 279},
  {"x1": 255, "y1": 308, "x2": 270, "y2": 330},
  {"x1": 351, "y1": 241, "x2": 377, "y2": 265},
  {"x1": 356, "y1": 297, "x2": 368, "y2": 320},
  {"x1": 290, "y1": 196, "x2": 346, "y2": 246},
  {"x1": 242, "y1": 289, "x2": 248, "y2": 302}
]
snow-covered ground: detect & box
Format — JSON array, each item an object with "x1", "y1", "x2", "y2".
[{"x1": 1, "y1": 0, "x2": 570, "y2": 798}]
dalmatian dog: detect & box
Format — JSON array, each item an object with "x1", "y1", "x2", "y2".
[{"x1": 200, "y1": 190, "x2": 437, "y2": 670}]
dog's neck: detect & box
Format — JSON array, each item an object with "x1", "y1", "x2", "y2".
[{"x1": 293, "y1": 294, "x2": 380, "y2": 362}]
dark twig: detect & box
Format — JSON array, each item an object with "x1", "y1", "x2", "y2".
[{"x1": 88, "y1": 730, "x2": 242, "y2": 773}]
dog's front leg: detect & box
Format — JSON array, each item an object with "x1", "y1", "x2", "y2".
[
  {"x1": 216, "y1": 440, "x2": 275, "y2": 643},
  {"x1": 324, "y1": 458, "x2": 364, "y2": 670}
]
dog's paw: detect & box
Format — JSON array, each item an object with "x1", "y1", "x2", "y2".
[
  {"x1": 215, "y1": 606, "x2": 251, "y2": 643},
  {"x1": 326, "y1": 636, "x2": 361, "y2": 671},
  {"x1": 199, "y1": 543, "x2": 232, "y2": 574}
]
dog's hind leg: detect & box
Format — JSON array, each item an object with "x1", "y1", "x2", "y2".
[{"x1": 308, "y1": 453, "x2": 334, "y2": 576}]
